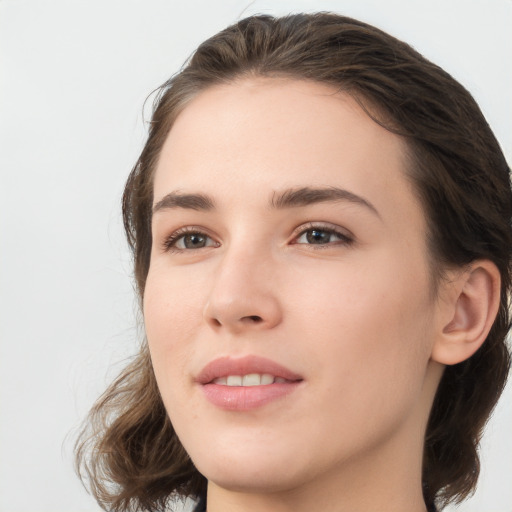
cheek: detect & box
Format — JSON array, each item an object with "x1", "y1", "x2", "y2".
[
  {"x1": 287, "y1": 251, "x2": 434, "y2": 394},
  {"x1": 284, "y1": 272, "x2": 433, "y2": 458},
  {"x1": 144, "y1": 260, "x2": 208, "y2": 337},
  {"x1": 143, "y1": 266, "x2": 207, "y2": 400}
]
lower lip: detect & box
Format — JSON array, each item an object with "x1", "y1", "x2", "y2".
[{"x1": 201, "y1": 382, "x2": 301, "y2": 411}]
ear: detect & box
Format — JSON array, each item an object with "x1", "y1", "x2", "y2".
[{"x1": 431, "y1": 260, "x2": 501, "y2": 366}]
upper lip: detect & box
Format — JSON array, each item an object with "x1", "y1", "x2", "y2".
[{"x1": 196, "y1": 355, "x2": 303, "y2": 384}]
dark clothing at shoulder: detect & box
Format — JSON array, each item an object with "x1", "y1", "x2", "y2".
[{"x1": 193, "y1": 494, "x2": 206, "y2": 512}]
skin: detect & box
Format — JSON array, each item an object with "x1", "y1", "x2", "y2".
[{"x1": 144, "y1": 78, "x2": 458, "y2": 512}]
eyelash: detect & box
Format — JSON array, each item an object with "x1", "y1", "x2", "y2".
[
  {"x1": 291, "y1": 222, "x2": 354, "y2": 249},
  {"x1": 161, "y1": 223, "x2": 354, "y2": 253},
  {"x1": 161, "y1": 226, "x2": 218, "y2": 253}
]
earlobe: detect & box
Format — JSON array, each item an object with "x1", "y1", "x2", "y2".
[{"x1": 431, "y1": 261, "x2": 501, "y2": 366}]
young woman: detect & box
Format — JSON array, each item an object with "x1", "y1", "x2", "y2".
[{"x1": 76, "y1": 13, "x2": 512, "y2": 512}]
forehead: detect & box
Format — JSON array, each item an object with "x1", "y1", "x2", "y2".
[{"x1": 153, "y1": 78, "x2": 424, "y2": 229}]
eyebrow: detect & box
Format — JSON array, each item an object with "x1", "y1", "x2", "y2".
[
  {"x1": 153, "y1": 192, "x2": 215, "y2": 213},
  {"x1": 270, "y1": 186, "x2": 380, "y2": 217},
  {"x1": 152, "y1": 186, "x2": 380, "y2": 218}
]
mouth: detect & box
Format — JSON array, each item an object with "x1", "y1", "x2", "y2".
[
  {"x1": 212, "y1": 374, "x2": 291, "y2": 386},
  {"x1": 196, "y1": 355, "x2": 303, "y2": 411}
]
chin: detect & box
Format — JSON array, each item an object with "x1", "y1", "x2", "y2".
[
  {"x1": 187, "y1": 436, "x2": 310, "y2": 493},
  {"x1": 198, "y1": 460, "x2": 306, "y2": 494}
]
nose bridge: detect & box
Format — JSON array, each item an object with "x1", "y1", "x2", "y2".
[{"x1": 203, "y1": 237, "x2": 282, "y2": 332}]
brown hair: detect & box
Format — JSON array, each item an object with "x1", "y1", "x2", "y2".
[{"x1": 75, "y1": 13, "x2": 512, "y2": 511}]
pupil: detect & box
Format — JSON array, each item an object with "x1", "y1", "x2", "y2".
[
  {"x1": 184, "y1": 234, "x2": 206, "y2": 248},
  {"x1": 307, "y1": 230, "x2": 330, "y2": 244}
]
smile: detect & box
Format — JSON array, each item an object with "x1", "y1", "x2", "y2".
[
  {"x1": 197, "y1": 356, "x2": 303, "y2": 410},
  {"x1": 213, "y1": 374, "x2": 290, "y2": 386}
]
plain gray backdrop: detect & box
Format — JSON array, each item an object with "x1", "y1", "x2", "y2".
[{"x1": 1, "y1": 1, "x2": 511, "y2": 511}]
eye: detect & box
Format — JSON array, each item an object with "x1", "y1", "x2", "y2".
[
  {"x1": 292, "y1": 224, "x2": 353, "y2": 247},
  {"x1": 162, "y1": 228, "x2": 219, "y2": 252}
]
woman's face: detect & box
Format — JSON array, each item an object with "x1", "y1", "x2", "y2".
[{"x1": 144, "y1": 79, "x2": 445, "y2": 495}]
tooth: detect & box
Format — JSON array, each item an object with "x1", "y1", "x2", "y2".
[
  {"x1": 242, "y1": 373, "x2": 261, "y2": 386},
  {"x1": 213, "y1": 377, "x2": 227, "y2": 385},
  {"x1": 274, "y1": 377, "x2": 287, "y2": 384},
  {"x1": 227, "y1": 375, "x2": 242, "y2": 386},
  {"x1": 261, "y1": 374, "x2": 274, "y2": 385}
]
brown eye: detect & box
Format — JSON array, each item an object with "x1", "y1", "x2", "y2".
[
  {"x1": 163, "y1": 229, "x2": 218, "y2": 252},
  {"x1": 181, "y1": 233, "x2": 208, "y2": 249},
  {"x1": 295, "y1": 227, "x2": 351, "y2": 246},
  {"x1": 305, "y1": 229, "x2": 332, "y2": 244}
]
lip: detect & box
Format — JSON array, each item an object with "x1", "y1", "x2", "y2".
[
  {"x1": 196, "y1": 355, "x2": 303, "y2": 384},
  {"x1": 196, "y1": 355, "x2": 303, "y2": 411}
]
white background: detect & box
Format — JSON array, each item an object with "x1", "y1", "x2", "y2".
[{"x1": 1, "y1": 1, "x2": 511, "y2": 511}]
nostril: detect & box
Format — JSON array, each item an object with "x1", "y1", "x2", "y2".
[{"x1": 244, "y1": 315, "x2": 263, "y2": 323}]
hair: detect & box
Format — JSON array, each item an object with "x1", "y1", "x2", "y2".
[{"x1": 75, "y1": 12, "x2": 512, "y2": 512}]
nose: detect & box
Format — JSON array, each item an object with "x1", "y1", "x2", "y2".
[{"x1": 203, "y1": 247, "x2": 283, "y2": 334}]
